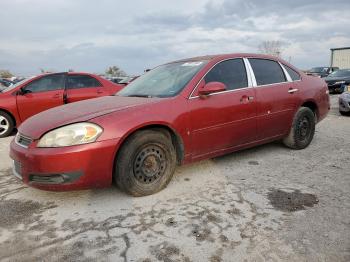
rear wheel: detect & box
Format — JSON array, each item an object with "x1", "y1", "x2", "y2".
[
  {"x1": 0, "y1": 111, "x2": 15, "y2": 138},
  {"x1": 283, "y1": 107, "x2": 315, "y2": 150},
  {"x1": 115, "y1": 130, "x2": 177, "y2": 196}
]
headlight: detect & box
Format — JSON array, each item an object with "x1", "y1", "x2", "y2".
[
  {"x1": 37, "y1": 123, "x2": 103, "y2": 148},
  {"x1": 334, "y1": 81, "x2": 346, "y2": 85}
]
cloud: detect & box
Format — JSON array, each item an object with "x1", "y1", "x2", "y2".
[{"x1": 0, "y1": 0, "x2": 349, "y2": 75}]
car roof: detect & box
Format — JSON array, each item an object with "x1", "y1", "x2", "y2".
[
  {"x1": 36, "y1": 72, "x2": 98, "y2": 77},
  {"x1": 169, "y1": 53, "x2": 288, "y2": 64}
]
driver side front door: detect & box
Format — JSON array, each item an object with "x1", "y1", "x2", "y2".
[
  {"x1": 16, "y1": 74, "x2": 65, "y2": 122},
  {"x1": 189, "y1": 58, "x2": 257, "y2": 160}
]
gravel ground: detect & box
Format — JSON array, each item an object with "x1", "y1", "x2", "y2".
[{"x1": 0, "y1": 95, "x2": 349, "y2": 262}]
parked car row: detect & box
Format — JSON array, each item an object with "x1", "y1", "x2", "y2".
[
  {"x1": 0, "y1": 72, "x2": 123, "y2": 137},
  {"x1": 306, "y1": 67, "x2": 339, "y2": 78},
  {"x1": 0, "y1": 78, "x2": 14, "y2": 88},
  {"x1": 9, "y1": 53, "x2": 330, "y2": 196},
  {"x1": 107, "y1": 76, "x2": 139, "y2": 85},
  {"x1": 324, "y1": 69, "x2": 350, "y2": 94}
]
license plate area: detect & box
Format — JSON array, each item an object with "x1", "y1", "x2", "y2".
[{"x1": 12, "y1": 160, "x2": 22, "y2": 180}]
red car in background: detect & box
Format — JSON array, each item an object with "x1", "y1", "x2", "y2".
[
  {"x1": 10, "y1": 53, "x2": 330, "y2": 196},
  {"x1": 0, "y1": 72, "x2": 123, "y2": 137}
]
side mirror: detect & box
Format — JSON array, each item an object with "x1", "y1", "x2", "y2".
[
  {"x1": 16, "y1": 87, "x2": 30, "y2": 95},
  {"x1": 16, "y1": 88, "x2": 25, "y2": 96},
  {"x1": 198, "y1": 82, "x2": 227, "y2": 98}
]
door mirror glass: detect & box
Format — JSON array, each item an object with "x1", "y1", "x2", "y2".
[{"x1": 198, "y1": 82, "x2": 227, "y2": 97}]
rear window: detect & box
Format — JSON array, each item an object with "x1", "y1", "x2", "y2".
[
  {"x1": 66, "y1": 75, "x2": 102, "y2": 89},
  {"x1": 283, "y1": 65, "x2": 301, "y2": 81},
  {"x1": 249, "y1": 58, "x2": 286, "y2": 86}
]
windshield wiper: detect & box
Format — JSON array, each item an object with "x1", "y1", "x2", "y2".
[{"x1": 126, "y1": 94, "x2": 154, "y2": 98}]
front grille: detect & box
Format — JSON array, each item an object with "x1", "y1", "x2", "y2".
[{"x1": 16, "y1": 133, "x2": 33, "y2": 148}]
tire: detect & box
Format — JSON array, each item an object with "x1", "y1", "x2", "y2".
[
  {"x1": 0, "y1": 111, "x2": 15, "y2": 138},
  {"x1": 114, "y1": 129, "x2": 177, "y2": 196},
  {"x1": 283, "y1": 107, "x2": 315, "y2": 150},
  {"x1": 339, "y1": 110, "x2": 350, "y2": 116}
]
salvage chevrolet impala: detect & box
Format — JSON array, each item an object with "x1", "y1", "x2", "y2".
[{"x1": 10, "y1": 54, "x2": 330, "y2": 196}]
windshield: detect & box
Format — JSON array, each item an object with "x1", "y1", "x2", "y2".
[
  {"x1": 328, "y1": 69, "x2": 350, "y2": 78},
  {"x1": 1, "y1": 77, "x2": 31, "y2": 92},
  {"x1": 117, "y1": 61, "x2": 208, "y2": 98},
  {"x1": 310, "y1": 67, "x2": 328, "y2": 73}
]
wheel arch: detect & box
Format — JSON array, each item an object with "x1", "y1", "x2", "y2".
[
  {"x1": 301, "y1": 100, "x2": 319, "y2": 122},
  {"x1": 116, "y1": 123, "x2": 185, "y2": 165},
  {"x1": 0, "y1": 108, "x2": 17, "y2": 127}
]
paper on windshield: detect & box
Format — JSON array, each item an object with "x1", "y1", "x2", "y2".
[{"x1": 181, "y1": 62, "x2": 203, "y2": 67}]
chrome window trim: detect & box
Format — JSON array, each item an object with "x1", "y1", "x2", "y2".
[
  {"x1": 279, "y1": 62, "x2": 293, "y2": 82},
  {"x1": 244, "y1": 58, "x2": 257, "y2": 87},
  {"x1": 280, "y1": 63, "x2": 302, "y2": 82},
  {"x1": 189, "y1": 57, "x2": 253, "y2": 99},
  {"x1": 246, "y1": 57, "x2": 290, "y2": 87}
]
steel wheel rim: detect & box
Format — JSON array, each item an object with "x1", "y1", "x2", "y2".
[
  {"x1": 133, "y1": 144, "x2": 167, "y2": 184},
  {"x1": 297, "y1": 116, "x2": 311, "y2": 141},
  {"x1": 0, "y1": 116, "x2": 9, "y2": 135}
]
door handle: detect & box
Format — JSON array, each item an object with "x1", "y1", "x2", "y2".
[
  {"x1": 288, "y1": 88, "x2": 299, "y2": 94},
  {"x1": 97, "y1": 90, "x2": 104, "y2": 94},
  {"x1": 52, "y1": 94, "x2": 60, "y2": 99},
  {"x1": 240, "y1": 95, "x2": 254, "y2": 103}
]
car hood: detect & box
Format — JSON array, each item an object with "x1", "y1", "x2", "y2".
[
  {"x1": 324, "y1": 76, "x2": 350, "y2": 82},
  {"x1": 19, "y1": 95, "x2": 161, "y2": 139}
]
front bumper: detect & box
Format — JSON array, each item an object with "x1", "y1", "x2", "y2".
[
  {"x1": 339, "y1": 93, "x2": 350, "y2": 113},
  {"x1": 328, "y1": 83, "x2": 349, "y2": 93},
  {"x1": 10, "y1": 138, "x2": 120, "y2": 191}
]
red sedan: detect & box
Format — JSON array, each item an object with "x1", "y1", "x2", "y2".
[
  {"x1": 10, "y1": 54, "x2": 330, "y2": 196},
  {"x1": 0, "y1": 72, "x2": 123, "y2": 137}
]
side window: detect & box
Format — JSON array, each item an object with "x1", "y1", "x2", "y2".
[
  {"x1": 24, "y1": 74, "x2": 65, "y2": 93},
  {"x1": 204, "y1": 59, "x2": 248, "y2": 90},
  {"x1": 249, "y1": 59, "x2": 286, "y2": 85},
  {"x1": 283, "y1": 64, "x2": 301, "y2": 81},
  {"x1": 66, "y1": 75, "x2": 102, "y2": 89}
]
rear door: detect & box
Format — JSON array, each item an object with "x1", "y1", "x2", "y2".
[
  {"x1": 248, "y1": 58, "x2": 298, "y2": 140},
  {"x1": 65, "y1": 74, "x2": 106, "y2": 103},
  {"x1": 16, "y1": 74, "x2": 65, "y2": 121},
  {"x1": 189, "y1": 58, "x2": 257, "y2": 158}
]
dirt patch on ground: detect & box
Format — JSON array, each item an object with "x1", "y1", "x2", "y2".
[
  {"x1": 0, "y1": 198, "x2": 57, "y2": 228},
  {"x1": 267, "y1": 189, "x2": 318, "y2": 212}
]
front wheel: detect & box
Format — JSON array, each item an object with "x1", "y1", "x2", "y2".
[
  {"x1": 283, "y1": 107, "x2": 315, "y2": 150},
  {"x1": 114, "y1": 129, "x2": 177, "y2": 196},
  {"x1": 0, "y1": 111, "x2": 15, "y2": 138}
]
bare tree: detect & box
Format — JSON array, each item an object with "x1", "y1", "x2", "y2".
[
  {"x1": 105, "y1": 66, "x2": 127, "y2": 77},
  {"x1": 0, "y1": 70, "x2": 13, "y2": 78},
  {"x1": 39, "y1": 68, "x2": 55, "y2": 74},
  {"x1": 258, "y1": 41, "x2": 283, "y2": 57}
]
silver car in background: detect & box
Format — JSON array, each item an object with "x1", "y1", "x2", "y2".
[{"x1": 339, "y1": 86, "x2": 350, "y2": 116}]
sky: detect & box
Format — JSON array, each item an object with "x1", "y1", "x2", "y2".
[{"x1": 0, "y1": 0, "x2": 350, "y2": 76}]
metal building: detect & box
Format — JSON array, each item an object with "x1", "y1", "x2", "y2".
[{"x1": 330, "y1": 47, "x2": 350, "y2": 69}]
